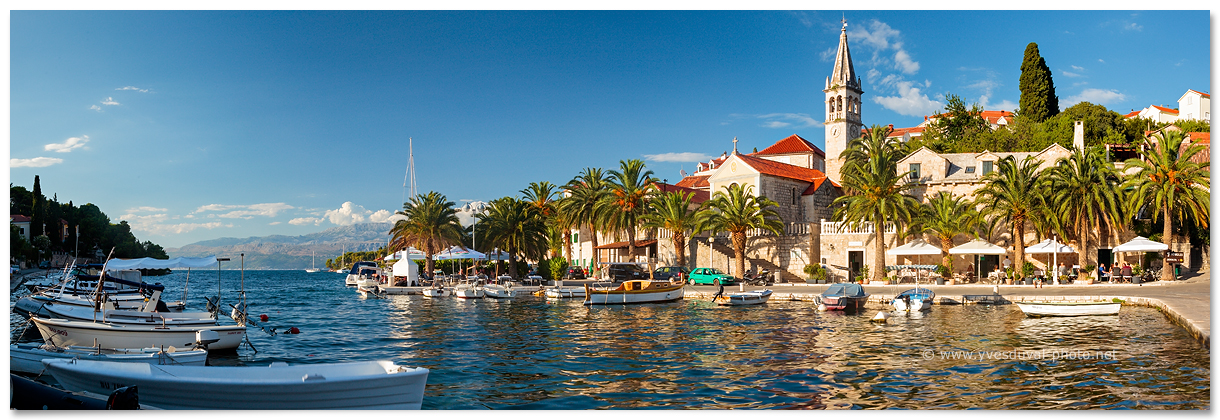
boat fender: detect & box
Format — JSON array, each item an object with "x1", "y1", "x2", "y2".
[
  {"x1": 302, "y1": 374, "x2": 326, "y2": 382},
  {"x1": 259, "y1": 314, "x2": 269, "y2": 322},
  {"x1": 287, "y1": 327, "x2": 300, "y2": 334},
  {"x1": 817, "y1": 303, "x2": 828, "y2": 311},
  {"x1": 871, "y1": 311, "x2": 890, "y2": 323}
]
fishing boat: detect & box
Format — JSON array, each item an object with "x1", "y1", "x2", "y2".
[
  {"x1": 714, "y1": 289, "x2": 773, "y2": 306},
  {"x1": 545, "y1": 286, "x2": 587, "y2": 299},
  {"x1": 42, "y1": 359, "x2": 430, "y2": 410},
  {"x1": 483, "y1": 283, "x2": 517, "y2": 299},
  {"x1": 583, "y1": 280, "x2": 684, "y2": 305},
  {"x1": 32, "y1": 317, "x2": 246, "y2": 351},
  {"x1": 31, "y1": 301, "x2": 218, "y2": 326},
  {"x1": 9, "y1": 343, "x2": 207, "y2": 375},
  {"x1": 344, "y1": 261, "x2": 380, "y2": 287},
  {"x1": 452, "y1": 280, "x2": 484, "y2": 299},
  {"x1": 1015, "y1": 301, "x2": 1121, "y2": 317},
  {"x1": 819, "y1": 283, "x2": 869, "y2": 312},
  {"x1": 891, "y1": 287, "x2": 935, "y2": 312},
  {"x1": 422, "y1": 286, "x2": 450, "y2": 298}
]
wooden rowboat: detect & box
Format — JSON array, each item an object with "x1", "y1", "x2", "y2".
[
  {"x1": 583, "y1": 280, "x2": 684, "y2": 305},
  {"x1": 32, "y1": 317, "x2": 246, "y2": 351},
  {"x1": 1015, "y1": 301, "x2": 1121, "y2": 317},
  {"x1": 714, "y1": 289, "x2": 772, "y2": 306}
]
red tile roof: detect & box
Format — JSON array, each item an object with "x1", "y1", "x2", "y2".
[
  {"x1": 1186, "y1": 89, "x2": 1211, "y2": 99},
  {"x1": 1151, "y1": 105, "x2": 1179, "y2": 114},
  {"x1": 1122, "y1": 110, "x2": 1141, "y2": 119},
  {"x1": 653, "y1": 182, "x2": 710, "y2": 204},
  {"x1": 10, "y1": 215, "x2": 31, "y2": 223},
  {"x1": 924, "y1": 110, "x2": 1012, "y2": 125},
  {"x1": 753, "y1": 134, "x2": 826, "y2": 157},
  {"x1": 887, "y1": 126, "x2": 925, "y2": 137},
  {"x1": 1187, "y1": 132, "x2": 1210, "y2": 145},
  {"x1": 737, "y1": 153, "x2": 829, "y2": 185},
  {"x1": 674, "y1": 175, "x2": 710, "y2": 189}
]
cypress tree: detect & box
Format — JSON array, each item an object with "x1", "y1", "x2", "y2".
[
  {"x1": 31, "y1": 175, "x2": 46, "y2": 238},
  {"x1": 1018, "y1": 42, "x2": 1060, "y2": 123}
]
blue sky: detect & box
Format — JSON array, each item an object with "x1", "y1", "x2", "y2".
[{"x1": 7, "y1": 10, "x2": 1212, "y2": 248}]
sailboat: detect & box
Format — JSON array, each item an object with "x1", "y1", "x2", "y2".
[{"x1": 305, "y1": 250, "x2": 320, "y2": 273}]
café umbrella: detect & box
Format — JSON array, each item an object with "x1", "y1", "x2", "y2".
[
  {"x1": 885, "y1": 239, "x2": 942, "y2": 283},
  {"x1": 948, "y1": 239, "x2": 1007, "y2": 282},
  {"x1": 1024, "y1": 237, "x2": 1075, "y2": 284}
]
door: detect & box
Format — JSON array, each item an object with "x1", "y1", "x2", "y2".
[
  {"x1": 1097, "y1": 249, "x2": 1113, "y2": 272},
  {"x1": 848, "y1": 250, "x2": 864, "y2": 282}
]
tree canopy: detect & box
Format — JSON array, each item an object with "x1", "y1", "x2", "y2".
[{"x1": 1018, "y1": 42, "x2": 1059, "y2": 123}]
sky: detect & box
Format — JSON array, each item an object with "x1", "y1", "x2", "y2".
[{"x1": 6, "y1": 9, "x2": 1213, "y2": 248}]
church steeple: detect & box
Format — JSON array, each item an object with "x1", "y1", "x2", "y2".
[{"x1": 828, "y1": 19, "x2": 860, "y2": 91}]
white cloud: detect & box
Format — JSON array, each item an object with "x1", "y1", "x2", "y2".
[
  {"x1": 757, "y1": 113, "x2": 820, "y2": 128},
  {"x1": 289, "y1": 217, "x2": 322, "y2": 226},
  {"x1": 369, "y1": 209, "x2": 400, "y2": 223},
  {"x1": 101, "y1": 97, "x2": 120, "y2": 106},
  {"x1": 1098, "y1": 59, "x2": 1105, "y2": 64},
  {"x1": 44, "y1": 135, "x2": 90, "y2": 153},
  {"x1": 89, "y1": 105, "x2": 102, "y2": 112},
  {"x1": 120, "y1": 212, "x2": 230, "y2": 236},
  {"x1": 1124, "y1": 22, "x2": 1143, "y2": 31},
  {"x1": 1070, "y1": 65, "x2": 1085, "y2": 71},
  {"x1": 872, "y1": 79, "x2": 941, "y2": 117},
  {"x1": 644, "y1": 152, "x2": 716, "y2": 163},
  {"x1": 1064, "y1": 88, "x2": 1127, "y2": 107},
  {"x1": 893, "y1": 49, "x2": 919, "y2": 74},
  {"x1": 325, "y1": 202, "x2": 372, "y2": 225},
  {"x1": 1061, "y1": 71, "x2": 1081, "y2": 78},
  {"x1": 116, "y1": 86, "x2": 149, "y2": 93},
  {"x1": 126, "y1": 206, "x2": 167, "y2": 213},
  {"x1": 192, "y1": 203, "x2": 294, "y2": 219},
  {"x1": 10, "y1": 157, "x2": 64, "y2": 167}
]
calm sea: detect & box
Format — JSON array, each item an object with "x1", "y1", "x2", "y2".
[{"x1": 12, "y1": 270, "x2": 1210, "y2": 409}]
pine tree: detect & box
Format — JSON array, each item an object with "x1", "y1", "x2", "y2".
[{"x1": 1018, "y1": 42, "x2": 1059, "y2": 123}]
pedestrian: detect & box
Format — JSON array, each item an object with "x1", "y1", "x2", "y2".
[
  {"x1": 712, "y1": 281, "x2": 726, "y2": 302},
  {"x1": 1002, "y1": 256, "x2": 1012, "y2": 271}
]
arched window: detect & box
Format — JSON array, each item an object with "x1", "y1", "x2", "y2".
[{"x1": 837, "y1": 96, "x2": 843, "y2": 112}]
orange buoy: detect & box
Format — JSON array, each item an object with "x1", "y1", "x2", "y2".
[
  {"x1": 288, "y1": 327, "x2": 300, "y2": 334},
  {"x1": 259, "y1": 314, "x2": 269, "y2": 322}
]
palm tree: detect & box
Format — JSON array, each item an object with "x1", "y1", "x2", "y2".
[
  {"x1": 601, "y1": 159, "x2": 656, "y2": 262},
  {"x1": 558, "y1": 168, "x2": 609, "y2": 272},
  {"x1": 641, "y1": 190, "x2": 700, "y2": 268},
  {"x1": 919, "y1": 191, "x2": 978, "y2": 273},
  {"x1": 389, "y1": 191, "x2": 465, "y2": 277},
  {"x1": 832, "y1": 125, "x2": 921, "y2": 284},
  {"x1": 476, "y1": 197, "x2": 548, "y2": 279},
  {"x1": 1123, "y1": 130, "x2": 1210, "y2": 281},
  {"x1": 974, "y1": 155, "x2": 1048, "y2": 281},
  {"x1": 1045, "y1": 146, "x2": 1125, "y2": 271},
  {"x1": 521, "y1": 181, "x2": 561, "y2": 257},
  {"x1": 696, "y1": 183, "x2": 785, "y2": 279}
]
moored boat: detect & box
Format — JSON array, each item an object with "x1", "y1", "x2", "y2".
[
  {"x1": 452, "y1": 280, "x2": 484, "y2": 299},
  {"x1": 891, "y1": 287, "x2": 935, "y2": 312},
  {"x1": 422, "y1": 286, "x2": 450, "y2": 298},
  {"x1": 345, "y1": 261, "x2": 380, "y2": 287},
  {"x1": 32, "y1": 301, "x2": 218, "y2": 326},
  {"x1": 1015, "y1": 301, "x2": 1121, "y2": 317},
  {"x1": 9, "y1": 343, "x2": 207, "y2": 375},
  {"x1": 820, "y1": 283, "x2": 869, "y2": 312},
  {"x1": 715, "y1": 289, "x2": 772, "y2": 306},
  {"x1": 483, "y1": 283, "x2": 517, "y2": 299},
  {"x1": 583, "y1": 280, "x2": 684, "y2": 305},
  {"x1": 545, "y1": 286, "x2": 587, "y2": 299},
  {"x1": 32, "y1": 317, "x2": 246, "y2": 351},
  {"x1": 42, "y1": 359, "x2": 430, "y2": 410}
]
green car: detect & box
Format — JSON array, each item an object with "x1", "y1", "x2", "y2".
[{"x1": 688, "y1": 267, "x2": 735, "y2": 286}]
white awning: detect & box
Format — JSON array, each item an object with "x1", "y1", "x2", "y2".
[
  {"x1": 948, "y1": 239, "x2": 1007, "y2": 255},
  {"x1": 1024, "y1": 238, "x2": 1076, "y2": 254},
  {"x1": 104, "y1": 256, "x2": 219, "y2": 270},
  {"x1": 886, "y1": 239, "x2": 943, "y2": 256},
  {"x1": 1112, "y1": 236, "x2": 1169, "y2": 252}
]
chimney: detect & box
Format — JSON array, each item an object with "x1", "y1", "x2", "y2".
[{"x1": 1073, "y1": 121, "x2": 1085, "y2": 150}]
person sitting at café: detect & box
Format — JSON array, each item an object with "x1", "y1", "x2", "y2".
[
  {"x1": 1098, "y1": 264, "x2": 1110, "y2": 281},
  {"x1": 1121, "y1": 263, "x2": 1133, "y2": 282}
]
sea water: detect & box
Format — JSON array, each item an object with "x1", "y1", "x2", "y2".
[{"x1": 12, "y1": 270, "x2": 1210, "y2": 409}]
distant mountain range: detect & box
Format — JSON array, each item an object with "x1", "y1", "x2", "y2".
[
  {"x1": 166, "y1": 202, "x2": 488, "y2": 270},
  {"x1": 166, "y1": 223, "x2": 394, "y2": 270}
]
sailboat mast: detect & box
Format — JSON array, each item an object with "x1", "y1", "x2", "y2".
[{"x1": 403, "y1": 137, "x2": 418, "y2": 204}]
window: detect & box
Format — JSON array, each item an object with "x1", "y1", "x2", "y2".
[
  {"x1": 982, "y1": 160, "x2": 994, "y2": 175},
  {"x1": 965, "y1": 166, "x2": 976, "y2": 174},
  {"x1": 572, "y1": 232, "x2": 579, "y2": 243},
  {"x1": 1187, "y1": 96, "x2": 1193, "y2": 105},
  {"x1": 792, "y1": 188, "x2": 798, "y2": 205},
  {"x1": 909, "y1": 163, "x2": 921, "y2": 180}
]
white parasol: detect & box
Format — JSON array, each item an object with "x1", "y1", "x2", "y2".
[
  {"x1": 948, "y1": 238, "x2": 1008, "y2": 282},
  {"x1": 1024, "y1": 237, "x2": 1075, "y2": 284},
  {"x1": 886, "y1": 239, "x2": 942, "y2": 283}
]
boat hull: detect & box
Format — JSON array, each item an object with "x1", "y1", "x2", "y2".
[
  {"x1": 820, "y1": 296, "x2": 868, "y2": 312},
  {"x1": 43, "y1": 359, "x2": 429, "y2": 410},
  {"x1": 39, "y1": 302, "x2": 217, "y2": 326},
  {"x1": 422, "y1": 288, "x2": 450, "y2": 297},
  {"x1": 1016, "y1": 302, "x2": 1121, "y2": 317},
  {"x1": 716, "y1": 289, "x2": 772, "y2": 306},
  {"x1": 453, "y1": 288, "x2": 484, "y2": 299},
  {"x1": 483, "y1": 286, "x2": 517, "y2": 299},
  {"x1": 891, "y1": 288, "x2": 935, "y2": 312},
  {"x1": 545, "y1": 287, "x2": 587, "y2": 298},
  {"x1": 584, "y1": 284, "x2": 684, "y2": 305},
  {"x1": 9, "y1": 343, "x2": 207, "y2": 375},
  {"x1": 32, "y1": 317, "x2": 246, "y2": 351}
]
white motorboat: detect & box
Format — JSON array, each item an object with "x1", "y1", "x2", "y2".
[
  {"x1": 545, "y1": 286, "x2": 587, "y2": 299},
  {"x1": 891, "y1": 287, "x2": 936, "y2": 312},
  {"x1": 345, "y1": 261, "x2": 381, "y2": 287},
  {"x1": 1015, "y1": 301, "x2": 1122, "y2": 317},
  {"x1": 34, "y1": 301, "x2": 218, "y2": 326},
  {"x1": 42, "y1": 359, "x2": 430, "y2": 410},
  {"x1": 584, "y1": 280, "x2": 684, "y2": 305},
  {"x1": 714, "y1": 289, "x2": 773, "y2": 306},
  {"x1": 32, "y1": 317, "x2": 246, "y2": 351},
  {"x1": 483, "y1": 283, "x2": 517, "y2": 299},
  {"x1": 452, "y1": 280, "x2": 484, "y2": 299},
  {"x1": 422, "y1": 287, "x2": 450, "y2": 298},
  {"x1": 10, "y1": 342, "x2": 207, "y2": 375}
]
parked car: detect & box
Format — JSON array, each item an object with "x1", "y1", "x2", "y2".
[
  {"x1": 10, "y1": 265, "x2": 19, "y2": 274},
  {"x1": 688, "y1": 267, "x2": 736, "y2": 286},
  {"x1": 565, "y1": 267, "x2": 587, "y2": 279},
  {"x1": 603, "y1": 263, "x2": 647, "y2": 281},
  {"x1": 38, "y1": 261, "x2": 50, "y2": 269},
  {"x1": 652, "y1": 266, "x2": 690, "y2": 281}
]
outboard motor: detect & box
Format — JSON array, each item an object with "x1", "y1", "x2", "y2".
[
  {"x1": 105, "y1": 386, "x2": 139, "y2": 410},
  {"x1": 195, "y1": 330, "x2": 220, "y2": 349}
]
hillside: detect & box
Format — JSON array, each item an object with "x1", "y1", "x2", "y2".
[{"x1": 167, "y1": 223, "x2": 394, "y2": 269}]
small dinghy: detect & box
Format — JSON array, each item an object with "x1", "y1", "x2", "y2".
[
  {"x1": 891, "y1": 287, "x2": 935, "y2": 312},
  {"x1": 422, "y1": 286, "x2": 450, "y2": 298},
  {"x1": 714, "y1": 289, "x2": 772, "y2": 306},
  {"x1": 483, "y1": 283, "x2": 518, "y2": 299},
  {"x1": 9, "y1": 343, "x2": 207, "y2": 375},
  {"x1": 31, "y1": 317, "x2": 246, "y2": 351},
  {"x1": 545, "y1": 286, "x2": 587, "y2": 299},
  {"x1": 42, "y1": 359, "x2": 431, "y2": 410},
  {"x1": 1015, "y1": 301, "x2": 1121, "y2": 317}
]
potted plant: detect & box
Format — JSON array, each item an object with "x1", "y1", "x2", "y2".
[
  {"x1": 804, "y1": 264, "x2": 828, "y2": 284},
  {"x1": 1019, "y1": 261, "x2": 1035, "y2": 285},
  {"x1": 856, "y1": 265, "x2": 870, "y2": 284}
]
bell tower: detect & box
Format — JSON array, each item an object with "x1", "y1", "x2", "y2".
[{"x1": 823, "y1": 18, "x2": 864, "y2": 184}]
